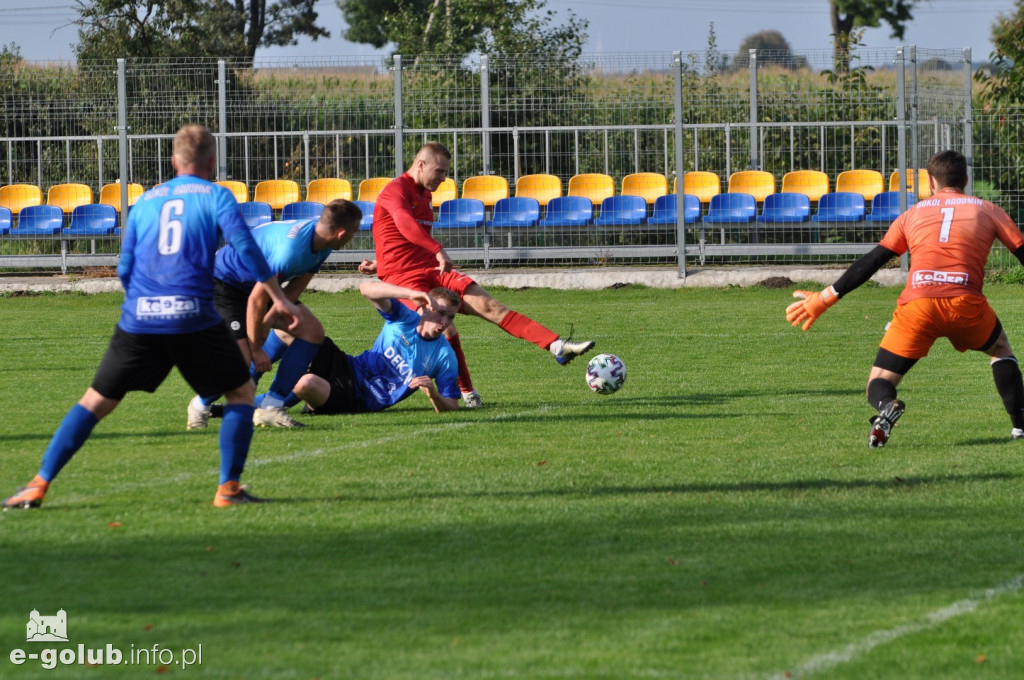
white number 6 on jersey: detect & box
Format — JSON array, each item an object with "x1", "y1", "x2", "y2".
[{"x1": 159, "y1": 199, "x2": 185, "y2": 255}]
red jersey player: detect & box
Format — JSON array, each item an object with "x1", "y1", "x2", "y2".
[
  {"x1": 785, "y1": 150, "x2": 1024, "y2": 447},
  {"x1": 358, "y1": 142, "x2": 594, "y2": 407}
]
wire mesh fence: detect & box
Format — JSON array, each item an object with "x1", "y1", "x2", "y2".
[{"x1": 0, "y1": 46, "x2": 981, "y2": 275}]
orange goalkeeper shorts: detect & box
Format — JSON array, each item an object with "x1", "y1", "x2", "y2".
[{"x1": 878, "y1": 295, "x2": 999, "y2": 359}]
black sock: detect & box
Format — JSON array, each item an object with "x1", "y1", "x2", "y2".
[
  {"x1": 992, "y1": 357, "x2": 1024, "y2": 429},
  {"x1": 867, "y1": 378, "x2": 898, "y2": 412}
]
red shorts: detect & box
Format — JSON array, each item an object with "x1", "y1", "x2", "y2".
[
  {"x1": 879, "y1": 295, "x2": 999, "y2": 359},
  {"x1": 381, "y1": 267, "x2": 477, "y2": 312}
]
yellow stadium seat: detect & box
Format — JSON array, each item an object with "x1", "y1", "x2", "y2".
[
  {"x1": 515, "y1": 174, "x2": 562, "y2": 207},
  {"x1": 728, "y1": 170, "x2": 776, "y2": 202},
  {"x1": 568, "y1": 173, "x2": 615, "y2": 205},
  {"x1": 432, "y1": 177, "x2": 457, "y2": 208},
  {"x1": 253, "y1": 179, "x2": 300, "y2": 211},
  {"x1": 0, "y1": 184, "x2": 43, "y2": 215},
  {"x1": 47, "y1": 183, "x2": 93, "y2": 214},
  {"x1": 357, "y1": 177, "x2": 392, "y2": 203},
  {"x1": 889, "y1": 169, "x2": 932, "y2": 199},
  {"x1": 461, "y1": 175, "x2": 509, "y2": 207},
  {"x1": 836, "y1": 169, "x2": 885, "y2": 201},
  {"x1": 306, "y1": 178, "x2": 352, "y2": 204},
  {"x1": 216, "y1": 180, "x2": 249, "y2": 203},
  {"x1": 621, "y1": 172, "x2": 668, "y2": 205},
  {"x1": 678, "y1": 172, "x2": 721, "y2": 204},
  {"x1": 781, "y1": 170, "x2": 830, "y2": 202},
  {"x1": 99, "y1": 182, "x2": 144, "y2": 212}
]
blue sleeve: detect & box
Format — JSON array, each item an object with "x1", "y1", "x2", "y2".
[
  {"x1": 225, "y1": 221, "x2": 274, "y2": 283},
  {"x1": 117, "y1": 211, "x2": 138, "y2": 287}
]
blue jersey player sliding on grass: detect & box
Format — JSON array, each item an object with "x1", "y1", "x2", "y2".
[
  {"x1": 221, "y1": 280, "x2": 462, "y2": 417},
  {"x1": 3, "y1": 124, "x2": 303, "y2": 510},
  {"x1": 186, "y1": 199, "x2": 362, "y2": 429}
]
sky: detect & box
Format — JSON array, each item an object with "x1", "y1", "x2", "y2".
[{"x1": 0, "y1": 0, "x2": 1016, "y2": 64}]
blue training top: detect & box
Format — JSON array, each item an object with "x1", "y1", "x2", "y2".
[
  {"x1": 117, "y1": 174, "x2": 273, "y2": 334},
  {"x1": 349, "y1": 302, "x2": 460, "y2": 411},
  {"x1": 214, "y1": 218, "x2": 330, "y2": 291}
]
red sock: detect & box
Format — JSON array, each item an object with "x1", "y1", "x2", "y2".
[
  {"x1": 498, "y1": 311, "x2": 559, "y2": 350},
  {"x1": 447, "y1": 332, "x2": 474, "y2": 393}
]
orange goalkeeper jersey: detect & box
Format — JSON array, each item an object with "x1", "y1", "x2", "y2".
[{"x1": 879, "y1": 188, "x2": 1024, "y2": 305}]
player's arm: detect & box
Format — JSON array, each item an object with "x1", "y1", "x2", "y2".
[
  {"x1": 378, "y1": 186, "x2": 447, "y2": 256},
  {"x1": 223, "y1": 224, "x2": 301, "y2": 333},
  {"x1": 246, "y1": 282, "x2": 275, "y2": 373},
  {"x1": 786, "y1": 245, "x2": 897, "y2": 331},
  {"x1": 357, "y1": 259, "x2": 377, "y2": 275},
  {"x1": 409, "y1": 375, "x2": 459, "y2": 412},
  {"x1": 359, "y1": 280, "x2": 434, "y2": 314},
  {"x1": 283, "y1": 272, "x2": 314, "y2": 303},
  {"x1": 116, "y1": 215, "x2": 137, "y2": 289}
]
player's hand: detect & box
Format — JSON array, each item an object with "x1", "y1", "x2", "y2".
[
  {"x1": 358, "y1": 258, "x2": 377, "y2": 275},
  {"x1": 785, "y1": 286, "x2": 838, "y2": 331},
  {"x1": 407, "y1": 290, "x2": 433, "y2": 310},
  {"x1": 267, "y1": 298, "x2": 301, "y2": 333},
  {"x1": 251, "y1": 348, "x2": 272, "y2": 374},
  {"x1": 435, "y1": 248, "x2": 453, "y2": 273},
  {"x1": 408, "y1": 376, "x2": 433, "y2": 390}
]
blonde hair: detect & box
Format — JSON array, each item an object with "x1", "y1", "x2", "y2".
[{"x1": 173, "y1": 124, "x2": 216, "y2": 169}]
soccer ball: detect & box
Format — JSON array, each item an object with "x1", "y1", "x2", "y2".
[{"x1": 586, "y1": 353, "x2": 626, "y2": 395}]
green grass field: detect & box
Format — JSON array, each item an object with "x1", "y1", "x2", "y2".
[{"x1": 2, "y1": 284, "x2": 1024, "y2": 679}]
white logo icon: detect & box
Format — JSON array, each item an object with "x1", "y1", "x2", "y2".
[{"x1": 26, "y1": 609, "x2": 68, "y2": 643}]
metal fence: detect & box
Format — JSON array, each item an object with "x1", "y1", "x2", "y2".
[{"x1": 0, "y1": 46, "x2": 980, "y2": 275}]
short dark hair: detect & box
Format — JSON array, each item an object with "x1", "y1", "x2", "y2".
[
  {"x1": 321, "y1": 198, "x2": 363, "y2": 233},
  {"x1": 926, "y1": 150, "x2": 968, "y2": 191},
  {"x1": 418, "y1": 141, "x2": 452, "y2": 162},
  {"x1": 429, "y1": 286, "x2": 461, "y2": 310}
]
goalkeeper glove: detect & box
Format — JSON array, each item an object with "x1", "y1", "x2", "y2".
[{"x1": 785, "y1": 285, "x2": 839, "y2": 331}]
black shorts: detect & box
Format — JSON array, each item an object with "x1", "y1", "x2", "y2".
[
  {"x1": 303, "y1": 337, "x2": 365, "y2": 415},
  {"x1": 213, "y1": 278, "x2": 254, "y2": 340},
  {"x1": 91, "y1": 324, "x2": 251, "y2": 401}
]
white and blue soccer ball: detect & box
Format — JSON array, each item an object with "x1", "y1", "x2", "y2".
[{"x1": 586, "y1": 353, "x2": 626, "y2": 395}]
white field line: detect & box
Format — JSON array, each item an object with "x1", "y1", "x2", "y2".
[
  {"x1": 58, "y1": 405, "x2": 554, "y2": 502},
  {"x1": 769, "y1": 574, "x2": 1024, "y2": 680}
]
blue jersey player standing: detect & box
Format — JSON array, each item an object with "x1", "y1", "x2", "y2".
[
  {"x1": 186, "y1": 199, "x2": 362, "y2": 429},
  {"x1": 2, "y1": 124, "x2": 303, "y2": 510}
]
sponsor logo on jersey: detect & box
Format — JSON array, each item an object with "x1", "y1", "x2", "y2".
[
  {"x1": 135, "y1": 295, "x2": 200, "y2": 318},
  {"x1": 912, "y1": 270, "x2": 968, "y2": 287}
]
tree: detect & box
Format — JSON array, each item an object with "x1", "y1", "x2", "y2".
[
  {"x1": 73, "y1": 0, "x2": 329, "y2": 61},
  {"x1": 336, "y1": 0, "x2": 587, "y2": 59},
  {"x1": 829, "y1": 0, "x2": 917, "y2": 71},
  {"x1": 734, "y1": 30, "x2": 808, "y2": 70}
]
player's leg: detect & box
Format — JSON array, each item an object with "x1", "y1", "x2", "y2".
[
  {"x1": 458, "y1": 280, "x2": 594, "y2": 365},
  {"x1": 4, "y1": 329, "x2": 168, "y2": 509},
  {"x1": 977, "y1": 323, "x2": 1024, "y2": 438},
  {"x1": 441, "y1": 320, "x2": 481, "y2": 408},
  {"x1": 188, "y1": 281, "x2": 250, "y2": 430},
  {"x1": 255, "y1": 306, "x2": 323, "y2": 427},
  {"x1": 175, "y1": 324, "x2": 265, "y2": 506}
]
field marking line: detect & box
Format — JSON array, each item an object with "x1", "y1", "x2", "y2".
[
  {"x1": 769, "y1": 574, "x2": 1024, "y2": 679},
  {"x1": 58, "y1": 405, "x2": 555, "y2": 501}
]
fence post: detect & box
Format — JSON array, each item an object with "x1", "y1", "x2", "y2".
[
  {"x1": 909, "y1": 46, "x2": 920, "y2": 175},
  {"x1": 393, "y1": 55, "x2": 404, "y2": 177},
  {"x1": 749, "y1": 49, "x2": 759, "y2": 170},
  {"x1": 895, "y1": 47, "x2": 909, "y2": 271},
  {"x1": 673, "y1": 51, "x2": 687, "y2": 279},
  {"x1": 481, "y1": 54, "x2": 491, "y2": 175},
  {"x1": 963, "y1": 48, "x2": 973, "y2": 195},
  {"x1": 117, "y1": 59, "x2": 130, "y2": 218},
  {"x1": 217, "y1": 60, "x2": 228, "y2": 181}
]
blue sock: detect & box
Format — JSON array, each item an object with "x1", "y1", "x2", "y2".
[
  {"x1": 219, "y1": 403, "x2": 254, "y2": 485},
  {"x1": 283, "y1": 392, "x2": 301, "y2": 408},
  {"x1": 269, "y1": 338, "x2": 319, "y2": 402},
  {"x1": 39, "y1": 404, "x2": 99, "y2": 482},
  {"x1": 254, "y1": 392, "x2": 266, "y2": 409},
  {"x1": 200, "y1": 394, "x2": 221, "y2": 408},
  {"x1": 252, "y1": 331, "x2": 288, "y2": 386}
]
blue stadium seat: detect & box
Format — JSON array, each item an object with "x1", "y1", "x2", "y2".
[
  {"x1": 867, "y1": 191, "x2": 914, "y2": 222},
  {"x1": 67, "y1": 204, "x2": 118, "y2": 236},
  {"x1": 352, "y1": 200, "x2": 375, "y2": 230},
  {"x1": 0, "y1": 206, "x2": 11, "y2": 235},
  {"x1": 702, "y1": 193, "x2": 757, "y2": 223},
  {"x1": 811, "y1": 192, "x2": 866, "y2": 222},
  {"x1": 593, "y1": 195, "x2": 648, "y2": 226},
  {"x1": 15, "y1": 204, "x2": 64, "y2": 236},
  {"x1": 281, "y1": 201, "x2": 324, "y2": 221},
  {"x1": 239, "y1": 201, "x2": 273, "y2": 228},
  {"x1": 488, "y1": 197, "x2": 540, "y2": 228},
  {"x1": 757, "y1": 192, "x2": 811, "y2": 223},
  {"x1": 647, "y1": 194, "x2": 701, "y2": 225},
  {"x1": 538, "y1": 196, "x2": 593, "y2": 227},
  {"x1": 434, "y1": 198, "x2": 485, "y2": 228}
]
